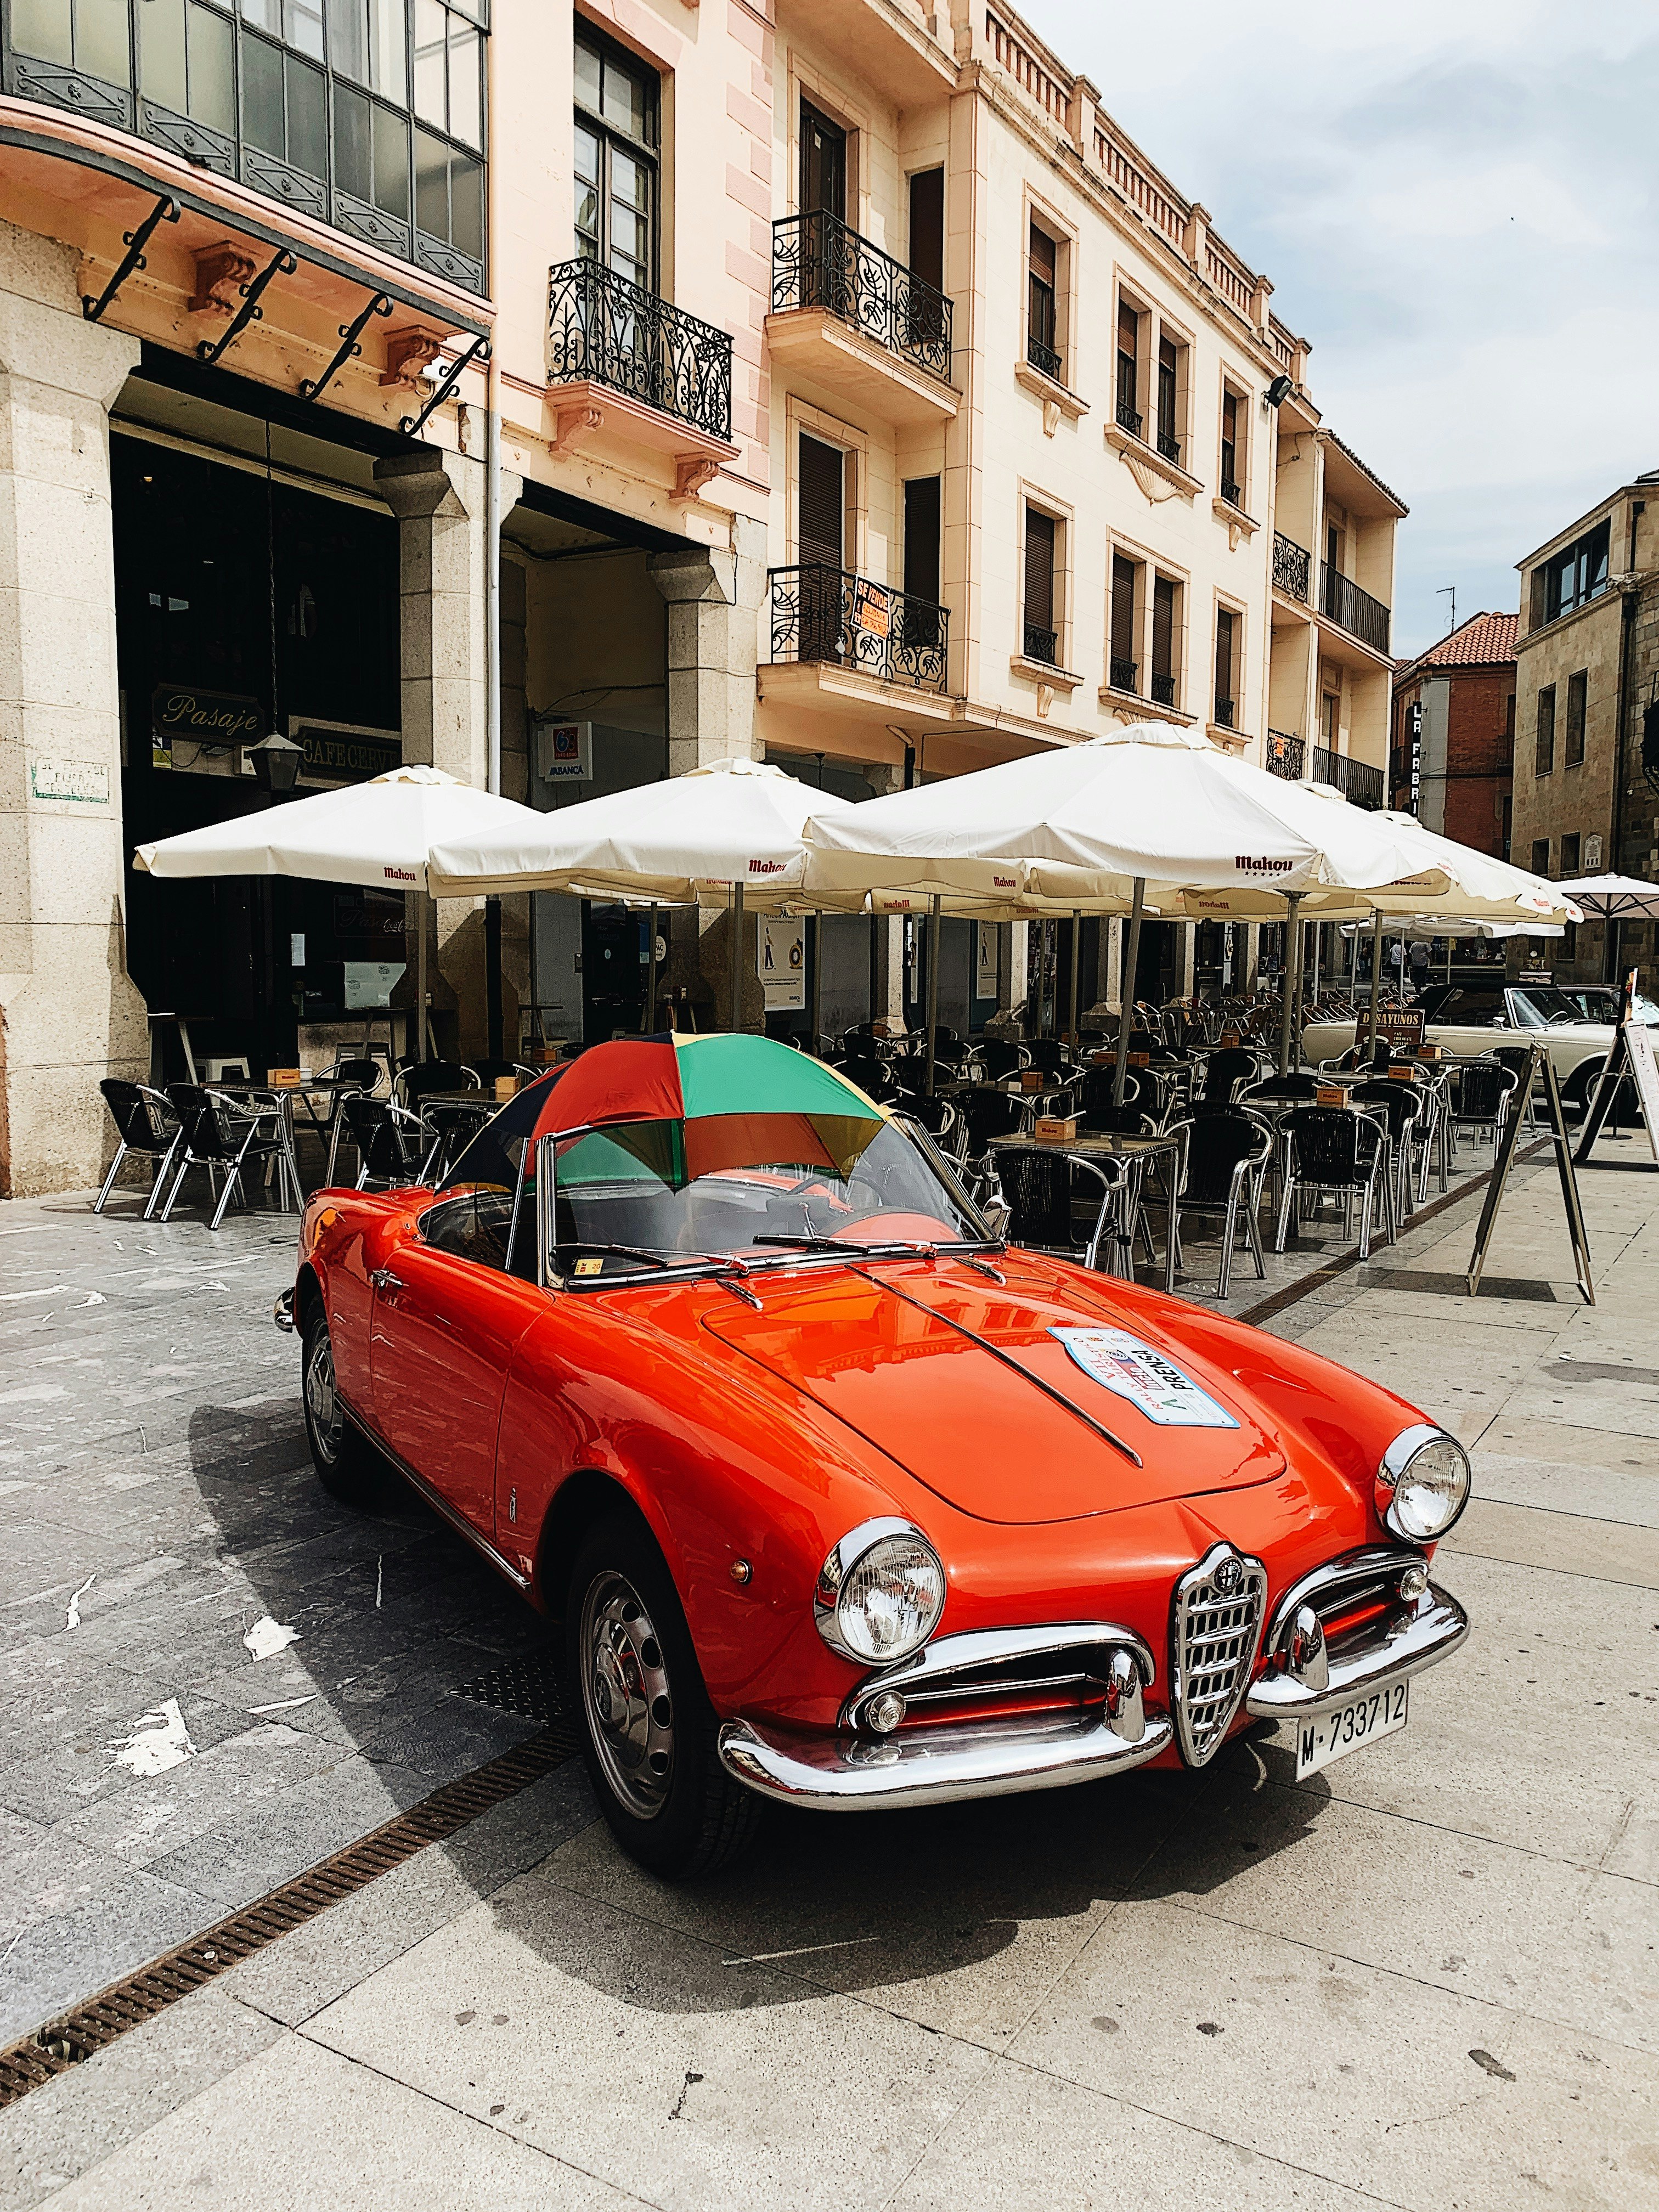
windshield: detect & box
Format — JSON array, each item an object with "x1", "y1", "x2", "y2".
[
  {"x1": 1512, "y1": 986, "x2": 1617, "y2": 1026},
  {"x1": 543, "y1": 1113, "x2": 992, "y2": 1282}
]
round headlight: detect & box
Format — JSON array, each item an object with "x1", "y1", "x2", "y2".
[
  {"x1": 1376, "y1": 1425, "x2": 1471, "y2": 1542},
  {"x1": 814, "y1": 1519, "x2": 945, "y2": 1664}
]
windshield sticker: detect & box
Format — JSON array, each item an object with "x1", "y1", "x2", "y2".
[{"x1": 1048, "y1": 1328, "x2": 1240, "y2": 1428}]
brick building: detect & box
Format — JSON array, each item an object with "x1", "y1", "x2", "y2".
[
  {"x1": 1390, "y1": 612, "x2": 1516, "y2": 858},
  {"x1": 1511, "y1": 472, "x2": 1659, "y2": 988}
]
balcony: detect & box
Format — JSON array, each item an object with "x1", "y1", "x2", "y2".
[
  {"x1": 1311, "y1": 747, "x2": 1385, "y2": 809},
  {"x1": 1155, "y1": 428, "x2": 1181, "y2": 466},
  {"x1": 1023, "y1": 622, "x2": 1058, "y2": 668},
  {"x1": 1027, "y1": 333, "x2": 1062, "y2": 381},
  {"x1": 1220, "y1": 477, "x2": 1242, "y2": 510},
  {"x1": 1265, "y1": 730, "x2": 1305, "y2": 780},
  {"x1": 1150, "y1": 673, "x2": 1177, "y2": 708},
  {"x1": 1116, "y1": 400, "x2": 1143, "y2": 438},
  {"x1": 1110, "y1": 656, "x2": 1138, "y2": 694},
  {"x1": 1319, "y1": 564, "x2": 1391, "y2": 657},
  {"x1": 769, "y1": 566, "x2": 949, "y2": 695},
  {"x1": 1214, "y1": 697, "x2": 1236, "y2": 730},
  {"x1": 768, "y1": 212, "x2": 957, "y2": 425},
  {"x1": 1273, "y1": 531, "x2": 1311, "y2": 604},
  {"x1": 547, "y1": 259, "x2": 736, "y2": 479}
]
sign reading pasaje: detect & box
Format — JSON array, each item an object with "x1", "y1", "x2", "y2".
[{"x1": 152, "y1": 685, "x2": 263, "y2": 747}]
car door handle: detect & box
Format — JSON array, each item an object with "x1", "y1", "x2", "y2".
[{"x1": 370, "y1": 1268, "x2": 404, "y2": 1293}]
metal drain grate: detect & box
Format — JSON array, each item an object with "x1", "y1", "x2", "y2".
[
  {"x1": 0, "y1": 1720, "x2": 581, "y2": 2112},
  {"x1": 456, "y1": 1654, "x2": 560, "y2": 1722}
]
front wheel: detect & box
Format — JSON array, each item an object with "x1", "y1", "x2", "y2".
[
  {"x1": 302, "y1": 1306, "x2": 378, "y2": 1502},
  {"x1": 567, "y1": 1512, "x2": 760, "y2": 1880}
]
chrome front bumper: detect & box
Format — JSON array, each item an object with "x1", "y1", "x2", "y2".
[
  {"x1": 718, "y1": 1706, "x2": 1175, "y2": 1810},
  {"x1": 273, "y1": 1288, "x2": 296, "y2": 1334},
  {"x1": 1245, "y1": 1566, "x2": 1469, "y2": 1719}
]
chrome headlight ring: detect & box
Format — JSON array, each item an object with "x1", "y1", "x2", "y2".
[
  {"x1": 1376, "y1": 1424, "x2": 1472, "y2": 1543},
  {"x1": 814, "y1": 1517, "x2": 946, "y2": 1666}
]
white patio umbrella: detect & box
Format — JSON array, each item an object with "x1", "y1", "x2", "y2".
[
  {"x1": 134, "y1": 765, "x2": 552, "y2": 1057},
  {"x1": 802, "y1": 725, "x2": 1451, "y2": 1090},
  {"x1": 1554, "y1": 873, "x2": 1659, "y2": 981},
  {"x1": 426, "y1": 758, "x2": 856, "y2": 1030}
]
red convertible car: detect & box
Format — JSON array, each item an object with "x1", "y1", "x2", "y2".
[{"x1": 277, "y1": 1034, "x2": 1470, "y2": 1877}]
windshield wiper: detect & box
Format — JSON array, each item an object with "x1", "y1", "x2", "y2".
[
  {"x1": 558, "y1": 1243, "x2": 760, "y2": 1305},
  {"x1": 752, "y1": 1234, "x2": 1007, "y2": 1274}
]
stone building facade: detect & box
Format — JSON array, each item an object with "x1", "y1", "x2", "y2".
[
  {"x1": 1389, "y1": 611, "x2": 1516, "y2": 859},
  {"x1": 0, "y1": 0, "x2": 1404, "y2": 1194},
  {"x1": 1511, "y1": 473, "x2": 1658, "y2": 988}
]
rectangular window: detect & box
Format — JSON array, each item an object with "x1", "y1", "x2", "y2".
[
  {"x1": 1151, "y1": 574, "x2": 1177, "y2": 706},
  {"x1": 798, "y1": 433, "x2": 844, "y2": 572},
  {"x1": 908, "y1": 168, "x2": 943, "y2": 292},
  {"x1": 800, "y1": 98, "x2": 847, "y2": 219},
  {"x1": 1024, "y1": 506, "x2": 1057, "y2": 666},
  {"x1": 1500, "y1": 795, "x2": 1511, "y2": 862},
  {"x1": 1321, "y1": 689, "x2": 1339, "y2": 748},
  {"x1": 1531, "y1": 837, "x2": 1551, "y2": 876},
  {"x1": 1109, "y1": 552, "x2": 1139, "y2": 693},
  {"x1": 1504, "y1": 691, "x2": 1516, "y2": 747},
  {"x1": 1565, "y1": 669, "x2": 1587, "y2": 766},
  {"x1": 1541, "y1": 520, "x2": 1611, "y2": 624},
  {"x1": 1560, "y1": 832, "x2": 1581, "y2": 875},
  {"x1": 1156, "y1": 334, "x2": 1180, "y2": 464},
  {"x1": 1221, "y1": 388, "x2": 1244, "y2": 506},
  {"x1": 1116, "y1": 297, "x2": 1141, "y2": 435},
  {"x1": 1027, "y1": 222, "x2": 1058, "y2": 380},
  {"x1": 1535, "y1": 684, "x2": 1556, "y2": 775},
  {"x1": 574, "y1": 26, "x2": 658, "y2": 289},
  {"x1": 1214, "y1": 606, "x2": 1237, "y2": 726},
  {"x1": 902, "y1": 476, "x2": 941, "y2": 606},
  {"x1": 1325, "y1": 519, "x2": 1342, "y2": 574}
]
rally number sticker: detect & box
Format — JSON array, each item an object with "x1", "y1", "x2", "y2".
[{"x1": 1048, "y1": 1328, "x2": 1239, "y2": 1428}]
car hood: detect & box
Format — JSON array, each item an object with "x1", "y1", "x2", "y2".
[{"x1": 702, "y1": 1257, "x2": 1287, "y2": 1525}]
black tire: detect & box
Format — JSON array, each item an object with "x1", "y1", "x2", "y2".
[
  {"x1": 566, "y1": 1510, "x2": 761, "y2": 1880},
  {"x1": 301, "y1": 1306, "x2": 378, "y2": 1502}
]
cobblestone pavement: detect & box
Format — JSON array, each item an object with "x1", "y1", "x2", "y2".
[{"x1": 1, "y1": 1139, "x2": 1655, "y2": 2211}]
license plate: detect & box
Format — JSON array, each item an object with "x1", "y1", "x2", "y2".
[{"x1": 1294, "y1": 1677, "x2": 1409, "y2": 1779}]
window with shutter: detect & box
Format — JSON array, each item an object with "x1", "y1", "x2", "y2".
[
  {"x1": 1116, "y1": 298, "x2": 1140, "y2": 432},
  {"x1": 1109, "y1": 553, "x2": 1138, "y2": 691},
  {"x1": 1214, "y1": 607, "x2": 1237, "y2": 725},
  {"x1": 1152, "y1": 574, "x2": 1177, "y2": 705},
  {"x1": 798, "y1": 434, "x2": 844, "y2": 572},
  {"x1": 1028, "y1": 222, "x2": 1058, "y2": 376},
  {"x1": 1024, "y1": 507, "x2": 1057, "y2": 664},
  {"x1": 1536, "y1": 685, "x2": 1556, "y2": 775}
]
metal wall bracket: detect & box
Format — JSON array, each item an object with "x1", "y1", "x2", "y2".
[
  {"x1": 399, "y1": 335, "x2": 490, "y2": 436},
  {"x1": 300, "y1": 290, "x2": 394, "y2": 401},
  {"x1": 81, "y1": 195, "x2": 180, "y2": 324},
  {"x1": 196, "y1": 245, "x2": 297, "y2": 367}
]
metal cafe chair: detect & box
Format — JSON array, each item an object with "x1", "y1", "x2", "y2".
[
  {"x1": 292, "y1": 1053, "x2": 382, "y2": 1153},
  {"x1": 967, "y1": 1037, "x2": 1030, "y2": 1082},
  {"x1": 1197, "y1": 1046, "x2": 1262, "y2": 1106},
  {"x1": 993, "y1": 1143, "x2": 1131, "y2": 1274},
  {"x1": 417, "y1": 1098, "x2": 497, "y2": 1183},
  {"x1": 1447, "y1": 1058, "x2": 1519, "y2": 1163},
  {"x1": 1488, "y1": 1045, "x2": 1539, "y2": 1132},
  {"x1": 1164, "y1": 1109, "x2": 1274, "y2": 1299},
  {"x1": 94, "y1": 1079, "x2": 184, "y2": 1217},
  {"x1": 157, "y1": 1084, "x2": 292, "y2": 1231},
  {"x1": 889, "y1": 1088, "x2": 961, "y2": 1159},
  {"x1": 1350, "y1": 1078, "x2": 1425, "y2": 1237},
  {"x1": 832, "y1": 1053, "x2": 909, "y2": 1104},
  {"x1": 393, "y1": 1059, "x2": 481, "y2": 1113},
  {"x1": 1274, "y1": 1105, "x2": 1389, "y2": 1262},
  {"x1": 955, "y1": 1086, "x2": 1031, "y2": 1199},
  {"x1": 330, "y1": 1093, "x2": 430, "y2": 1190}
]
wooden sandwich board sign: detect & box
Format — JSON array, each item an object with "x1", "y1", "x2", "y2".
[
  {"x1": 1575, "y1": 973, "x2": 1658, "y2": 1167},
  {"x1": 1467, "y1": 1043, "x2": 1594, "y2": 1303}
]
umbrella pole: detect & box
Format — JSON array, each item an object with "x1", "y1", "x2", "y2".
[
  {"x1": 1367, "y1": 910, "x2": 1384, "y2": 1049},
  {"x1": 1068, "y1": 909, "x2": 1081, "y2": 1046},
  {"x1": 810, "y1": 910, "x2": 822, "y2": 1058},
  {"x1": 416, "y1": 889, "x2": 428, "y2": 1062},
  {"x1": 643, "y1": 902, "x2": 658, "y2": 1035},
  {"x1": 925, "y1": 894, "x2": 941, "y2": 1098},
  {"x1": 1278, "y1": 891, "x2": 1304, "y2": 1074},
  {"x1": 729, "y1": 881, "x2": 744, "y2": 1033},
  {"x1": 1113, "y1": 879, "x2": 1146, "y2": 1106}
]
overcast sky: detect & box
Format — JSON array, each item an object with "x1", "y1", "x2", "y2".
[{"x1": 1022, "y1": 0, "x2": 1659, "y2": 656}]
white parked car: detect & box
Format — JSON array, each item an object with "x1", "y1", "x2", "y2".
[{"x1": 1302, "y1": 983, "x2": 1659, "y2": 1116}]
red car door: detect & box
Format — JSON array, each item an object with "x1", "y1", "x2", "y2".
[{"x1": 368, "y1": 1190, "x2": 545, "y2": 1547}]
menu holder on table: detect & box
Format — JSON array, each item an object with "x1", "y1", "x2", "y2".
[{"x1": 1033, "y1": 1115, "x2": 1078, "y2": 1143}]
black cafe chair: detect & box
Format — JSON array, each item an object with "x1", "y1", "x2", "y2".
[
  {"x1": 1447, "y1": 1059, "x2": 1518, "y2": 1161},
  {"x1": 394, "y1": 1059, "x2": 480, "y2": 1113},
  {"x1": 1274, "y1": 1107, "x2": 1388, "y2": 1262},
  {"x1": 157, "y1": 1084, "x2": 291, "y2": 1231},
  {"x1": 330, "y1": 1094, "x2": 431, "y2": 1190},
  {"x1": 968, "y1": 1037, "x2": 1029, "y2": 1083},
  {"x1": 1351, "y1": 1077, "x2": 1425, "y2": 1234},
  {"x1": 1165, "y1": 1109, "x2": 1273, "y2": 1299},
  {"x1": 94, "y1": 1079, "x2": 183, "y2": 1217},
  {"x1": 994, "y1": 1143, "x2": 1130, "y2": 1273},
  {"x1": 1198, "y1": 1046, "x2": 1261, "y2": 1107}
]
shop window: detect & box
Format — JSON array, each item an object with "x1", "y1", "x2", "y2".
[
  {"x1": 1535, "y1": 684, "x2": 1556, "y2": 775},
  {"x1": 1565, "y1": 668, "x2": 1587, "y2": 766},
  {"x1": 575, "y1": 25, "x2": 658, "y2": 291}
]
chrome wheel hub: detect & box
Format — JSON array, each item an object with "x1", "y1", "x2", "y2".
[
  {"x1": 305, "y1": 1332, "x2": 342, "y2": 1465},
  {"x1": 581, "y1": 1571, "x2": 673, "y2": 1820}
]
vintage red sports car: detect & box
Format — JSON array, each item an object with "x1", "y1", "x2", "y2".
[{"x1": 276, "y1": 1034, "x2": 1471, "y2": 1877}]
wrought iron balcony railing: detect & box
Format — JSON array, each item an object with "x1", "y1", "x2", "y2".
[
  {"x1": 1311, "y1": 747, "x2": 1385, "y2": 809},
  {"x1": 772, "y1": 211, "x2": 952, "y2": 383},
  {"x1": 1027, "y1": 334, "x2": 1062, "y2": 381},
  {"x1": 1319, "y1": 563, "x2": 1391, "y2": 656},
  {"x1": 548, "y1": 258, "x2": 732, "y2": 443},
  {"x1": 1272, "y1": 531, "x2": 1311, "y2": 603},
  {"x1": 1155, "y1": 429, "x2": 1181, "y2": 465},
  {"x1": 1023, "y1": 622, "x2": 1058, "y2": 667},
  {"x1": 1213, "y1": 696, "x2": 1236, "y2": 730},
  {"x1": 1219, "y1": 477, "x2": 1242, "y2": 510},
  {"x1": 1150, "y1": 672, "x2": 1177, "y2": 708},
  {"x1": 768, "y1": 566, "x2": 949, "y2": 694},
  {"x1": 1109, "y1": 656, "x2": 1138, "y2": 694},
  {"x1": 1115, "y1": 400, "x2": 1143, "y2": 437},
  {"x1": 1265, "y1": 729, "x2": 1305, "y2": 780}
]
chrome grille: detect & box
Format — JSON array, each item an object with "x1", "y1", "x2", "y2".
[{"x1": 1171, "y1": 1546, "x2": 1266, "y2": 1765}]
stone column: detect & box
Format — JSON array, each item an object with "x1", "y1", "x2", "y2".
[
  {"x1": 373, "y1": 447, "x2": 521, "y2": 1060},
  {"x1": 0, "y1": 223, "x2": 144, "y2": 1195}
]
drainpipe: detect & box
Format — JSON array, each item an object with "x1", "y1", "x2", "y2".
[{"x1": 1607, "y1": 498, "x2": 1644, "y2": 981}]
